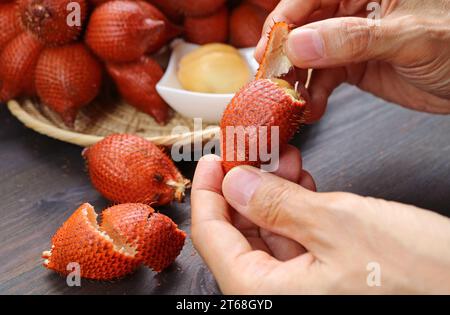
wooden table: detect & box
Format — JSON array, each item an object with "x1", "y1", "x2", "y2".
[{"x1": 1, "y1": 85, "x2": 449, "y2": 295}]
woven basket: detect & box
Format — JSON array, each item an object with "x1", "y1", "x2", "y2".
[{"x1": 7, "y1": 98, "x2": 220, "y2": 147}]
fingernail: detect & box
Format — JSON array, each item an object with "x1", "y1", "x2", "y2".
[
  {"x1": 200, "y1": 154, "x2": 221, "y2": 162},
  {"x1": 288, "y1": 28, "x2": 325, "y2": 61},
  {"x1": 223, "y1": 167, "x2": 262, "y2": 207}
]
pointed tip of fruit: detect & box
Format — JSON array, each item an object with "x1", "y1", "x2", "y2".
[
  {"x1": 143, "y1": 18, "x2": 165, "y2": 31},
  {"x1": 152, "y1": 107, "x2": 173, "y2": 125},
  {"x1": 60, "y1": 109, "x2": 78, "y2": 128},
  {"x1": 167, "y1": 177, "x2": 191, "y2": 203}
]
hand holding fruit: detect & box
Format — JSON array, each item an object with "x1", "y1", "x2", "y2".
[
  {"x1": 190, "y1": 0, "x2": 450, "y2": 294},
  {"x1": 256, "y1": 0, "x2": 450, "y2": 121},
  {"x1": 191, "y1": 153, "x2": 450, "y2": 294}
]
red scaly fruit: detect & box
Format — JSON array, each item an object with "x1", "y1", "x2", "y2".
[
  {"x1": 35, "y1": 43, "x2": 102, "y2": 126},
  {"x1": 184, "y1": 6, "x2": 228, "y2": 45},
  {"x1": 18, "y1": 0, "x2": 88, "y2": 45},
  {"x1": 220, "y1": 22, "x2": 307, "y2": 173},
  {"x1": 106, "y1": 56, "x2": 171, "y2": 125},
  {"x1": 101, "y1": 203, "x2": 186, "y2": 272},
  {"x1": 0, "y1": 2, "x2": 23, "y2": 49},
  {"x1": 247, "y1": 0, "x2": 280, "y2": 11},
  {"x1": 85, "y1": 1, "x2": 165, "y2": 62},
  {"x1": 177, "y1": 0, "x2": 226, "y2": 17},
  {"x1": 82, "y1": 134, "x2": 191, "y2": 206},
  {"x1": 229, "y1": 3, "x2": 267, "y2": 48},
  {"x1": 136, "y1": 1, "x2": 183, "y2": 53},
  {"x1": 42, "y1": 203, "x2": 141, "y2": 280},
  {"x1": 0, "y1": 32, "x2": 43, "y2": 102}
]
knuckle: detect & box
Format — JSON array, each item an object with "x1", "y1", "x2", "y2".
[
  {"x1": 251, "y1": 181, "x2": 293, "y2": 226},
  {"x1": 323, "y1": 192, "x2": 385, "y2": 220},
  {"x1": 337, "y1": 19, "x2": 378, "y2": 60},
  {"x1": 322, "y1": 192, "x2": 363, "y2": 213}
]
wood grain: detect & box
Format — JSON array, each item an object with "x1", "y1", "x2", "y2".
[{"x1": 0, "y1": 85, "x2": 449, "y2": 294}]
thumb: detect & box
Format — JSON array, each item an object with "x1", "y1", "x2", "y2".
[
  {"x1": 222, "y1": 166, "x2": 338, "y2": 253},
  {"x1": 286, "y1": 17, "x2": 400, "y2": 68}
]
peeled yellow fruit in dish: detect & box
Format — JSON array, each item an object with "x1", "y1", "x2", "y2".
[
  {"x1": 178, "y1": 44, "x2": 251, "y2": 94},
  {"x1": 181, "y1": 43, "x2": 240, "y2": 66}
]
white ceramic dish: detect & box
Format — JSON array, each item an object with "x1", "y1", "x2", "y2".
[{"x1": 156, "y1": 40, "x2": 259, "y2": 124}]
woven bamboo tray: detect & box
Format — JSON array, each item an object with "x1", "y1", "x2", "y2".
[{"x1": 7, "y1": 98, "x2": 220, "y2": 147}]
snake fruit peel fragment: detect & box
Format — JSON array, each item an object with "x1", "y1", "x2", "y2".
[
  {"x1": 220, "y1": 22, "x2": 307, "y2": 173},
  {"x1": 42, "y1": 203, "x2": 186, "y2": 280},
  {"x1": 83, "y1": 134, "x2": 190, "y2": 206}
]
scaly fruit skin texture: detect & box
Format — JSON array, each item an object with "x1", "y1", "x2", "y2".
[
  {"x1": 106, "y1": 56, "x2": 171, "y2": 125},
  {"x1": 220, "y1": 79, "x2": 306, "y2": 173},
  {"x1": 42, "y1": 203, "x2": 140, "y2": 280},
  {"x1": 83, "y1": 134, "x2": 190, "y2": 206},
  {"x1": 230, "y1": 3, "x2": 267, "y2": 48},
  {"x1": 85, "y1": 0, "x2": 165, "y2": 62},
  {"x1": 35, "y1": 43, "x2": 102, "y2": 126},
  {"x1": 18, "y1": 0, "x2": 88, "y2": 45},
  {"x1": 101, "y1": 203, "x2": 186, "y2": 272},
  {"x1": 177, "y1": 0, "x2": 226, "y2": 17},
  {"x1": 184, "y1": 6, "x2": 228, "y2": 45},
  {"x1": 43, "y1": 203, "x2": 186, "y2": 280},
  {"x1": 0, "y1": 2, "x2": 23, "y2": 49},
  {"x1": 0, "y1": 32, "x2": 43, "y2": 102}
]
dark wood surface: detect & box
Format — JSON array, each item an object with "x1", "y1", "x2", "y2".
[{"x1": 0, "y1": 85, "x2": 449, "y2": 295}]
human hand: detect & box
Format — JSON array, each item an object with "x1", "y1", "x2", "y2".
[
  {"x1": 192, "y1": 146, "x2": 316, "y2": 266},
  {"x1": 191, "y1": 153, "x2": 450, "y2": 294},
  {"x1": 255, "y1": 0, "x2": 450, "y2": 122}
]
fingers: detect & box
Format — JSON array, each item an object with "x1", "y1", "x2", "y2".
[
  {"x1": 298, "y1": 170, "x2": 317, "y2": 191},
  {"x1": 191, "y1": 155, "x2": 250, "y2": 278},
  {"x1": 222, "y1": 166, "x2": 329, "y2": 252},
  {"x1": 272, "y1": 144, "x2": 302, "y2": 182},
  {"x1": 255, "y1": 0, "x2": 340, "y2": 62},
  {"x1": 304, "y1": 67, "x2": 347, "y2": 123},
  {"x1": 286, "y1": 17, "x2": 401, "y2": 68},
  {"x1": 260, "y1": 229, "x2": 307, "y2": 261},
  {"x1": 262, "y1": 146, "x2": 317, "y2": 260},
  {"x1": 232, "y1": 144, "x2": 303, "y2": 236},
  {"x1": 191, "y1": 155, "x2": 279, "y2": 291},
  {"x1": 273, "y1": 145, "x2": 318, "y2": 189}
]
